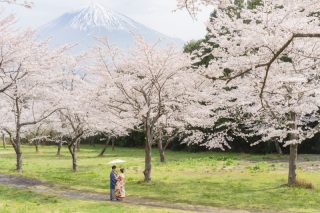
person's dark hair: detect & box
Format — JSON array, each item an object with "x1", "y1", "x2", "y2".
[
  {"x1": 112, "y1": 165, "x2": 116, "y2": 169},
  {"x1": 120, "y1": 168, "x2": 125, "y2": 173}
]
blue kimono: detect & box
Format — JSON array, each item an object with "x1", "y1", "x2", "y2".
[{"x1": 110, "y1": 170, "x2": 117, "y2": 189}]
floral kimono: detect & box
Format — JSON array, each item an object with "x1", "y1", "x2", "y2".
[{"x1": 115, "y1": 173, "x2": 125, "y2": 199}]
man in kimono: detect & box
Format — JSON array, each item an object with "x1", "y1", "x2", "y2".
[{"x1": 110, "y1": 165, "x2": 118, "y2": 200}]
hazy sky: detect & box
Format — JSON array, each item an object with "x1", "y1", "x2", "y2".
[{"x1": 2, "y1": 0, "x2": 215, "y2": 42}]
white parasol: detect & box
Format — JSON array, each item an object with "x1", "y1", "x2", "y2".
[{"x1": 107, "y1": 159, "x2": 126, "y2": 164}]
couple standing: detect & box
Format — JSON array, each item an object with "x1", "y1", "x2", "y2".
[{"x1": 110, "y1": 165, "x2": 126, "y2": 201}]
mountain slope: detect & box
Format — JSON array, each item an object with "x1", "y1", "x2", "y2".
[{"x1": 38, "y1": 2, "x2": 185, "y2": 53}]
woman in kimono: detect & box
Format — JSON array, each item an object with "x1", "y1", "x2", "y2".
[{"x1": 115, "y1": 168, "x2": 125, "y2": 200}]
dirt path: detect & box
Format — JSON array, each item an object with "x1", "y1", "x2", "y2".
[
  {"x1": 0, "y1": 172, "x2": 49, "y2": 188},
  {"x1": 0, "y1": 172, "x2": 282, "y2": 213}
]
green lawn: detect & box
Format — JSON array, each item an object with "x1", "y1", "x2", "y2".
[
  {"x1": 0, "y1": 184, "x2": 179, "y2": 213},
  {"x1": 0, "y1": 145, "x2": 320, "y2": 212}
]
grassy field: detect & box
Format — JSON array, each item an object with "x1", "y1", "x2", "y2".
[
  {"x1": 0, "y1": 184, "x2": 180, "y2": 213},
  {"x1": 0, "y1": 144, "x2": 320, "y2": 212}
]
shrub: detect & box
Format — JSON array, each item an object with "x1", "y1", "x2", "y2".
[{"x1": 293, "y1": 179, "x2": 315, "y2": 189}]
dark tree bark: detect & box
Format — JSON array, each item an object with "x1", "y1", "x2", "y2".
[
  {"x1": 288, "y1": 143, "x2": 298, "y2": 185},
  {"x1": 143, "y1": 124, "x2": 152, "y2": 183},
  {"x1": 144, "y1": 140, "x2": 152, "y2": 183},
  {"x1": 274, "y1": 139, "x2": 283, "y2": 155},
  {"x1": 76, "y1": 138, "x2": 81, "y2": 151},
  {"x1": 35, "y1": 139, "x2": 40, "y2": 153},
  {"x1": 68, "y1": 137, "x2": 82, "y2": 172},
  {"x1": 112, "y1": 137, "x2": 115, "y2": 151},
  {"x1": 158, "y1": 147, "x2": 165, "y2": 162},
  {"x1": 288, "y1": 111, "x2": 298, "y2": 185},
  {"x1": 15, "y1": 127, "x2": 23, "y2": 172},
  {"x1": 10, "y1": 97, "x2": 23, "y2": 172},
  {"x1": 16, "y1": 147, "x2": 23, "y2": 172},
  {"x1": 72, "y1": 142, "x2": 78, "y2": 171},
  {"x1": 4, "y1": 128, "x2": 22, "y2": 172},
  {"x1": 4, "y1": 127, "x2": 22, "y2": 172},
  {"x1": 57, "y1": 137, "x2": 62, "y2": 156},
  {"x1": 2, "y1": 133, "x2": 6, "y2": 149},
  {"x1": 32, "y1": 126, "x2": 42, "y2": 153},
  {"x1": 99, "y1": 136, "x2": 111, "y2": 156},
  {"x1": 157, "y1": 129, "x2": 177, "y2": 163},
  {"x1": 158, "y1": 138, "x2": 165, "y2": 163}
]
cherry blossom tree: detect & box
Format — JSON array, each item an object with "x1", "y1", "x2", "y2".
[
  {"x1": 56, "y1": 136, "x2": 64, "y2": 156},
  {"x1": 56, "y1": 106, "x2": 118, "y2": 171},
  {"x1": 89, "y1": 34, "x2": 213, "y2": 182},
  {"x1": 2, "y1": 132, "x2": 6, "y2": 149},
  {"x1": 45, "y1": 49, "x2": 129, "y2": 170},
  {"x1": 51, "y1": 52, "x2": 97, "y2": 171},
  {"x1": 27, "y1": 123, "x2": 47, "y2": 153},
  {"x1": 154, "y1": 116, "x2": 181, "y2": 163},
  {"x1": 199, "y1": 69, "x2": 320, "y2": 185},
  {"x1": 98, "y1": 134, "x2": 111, "y2": 156},
  {"x1": 38, "y1": 121, "x2": 69, "y2": 156},
  {"x1": 57, "y1": 110, "x2": 89, "y2": 171},
  {"x1": 194, "y1": 0, "x2": 320, "y2": 185},
  {"x1": 153, "y1": 95, "x2": 213, "y2": 163},
  {"x1": 98, "y1": 126, "x2": 128, "y2": 156},
  {"x1": 0, "y1": 12, "x2": 33, "y2": 94},
  {"x1": 175, "y1": 0, "x2": 232, "y2": 19},
  {"x1": 1, "y1": 0, "x2": 33, "y2": 8},
  {"x1": 0, "y1": 12, "x2": 80, "y2": 172},
  {"x1": 1, "y1": 76, "x2": 63, "y2": 172}
]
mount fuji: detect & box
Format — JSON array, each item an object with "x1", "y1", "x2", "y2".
[{"x1": 38, "y1": 1, "x2": 185, "y2": 53}]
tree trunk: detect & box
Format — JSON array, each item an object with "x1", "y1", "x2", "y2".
[
  {"x1": 2, "y1": 133, "x2": 6, "y2": 149},
  {"x1": 16, "y1": 146, "x2": 23, "y2": 172},
  {"x1": 70, "y1": 141, "x2": 79, "y2": 172},
  {"x1": 76, "y1": 138, "x2": 81, "y2": 151},
  {"x1": 35, "y1": 140, "x2": 38, "y2": 152},
  {"x1": 288, "y1": 144, "x2": 298, "y2": 185},
  {"x1": 92, "y1": 136, "x2": 95, "y2": 147},
  {"x1": 10, "y1": 96, "x2": 23, "y2": 172},
  {"x1": 89, "y1": 136, "x2": 92, "y2": 146},
  {"x1": 159, "y1": 148, "x2": 165, "y2": 163},
  {"x1": 68, "y1": 132, "x2": 83, "y2": 172},
  {"x1": 35, "y1": 139, "x2": 40, "y2": 153},
  {"x1": 288, "y1": 111, "x2": 298, "y2": 185},
  {"x1": 4, "y1": 128, "x2": 21, "y2": 172},
  {"x1": 144, "y1": 141, "x2": 152, "y2": 182},
  {"x1": 274, "y1": 139, "x2": 283, "y2": 155},
  {"x1": 57, "y1": 137, "x2": 62, "y2": 156},
  {"x1": 99, "y1": 137, "x2": 111, "y2": 156},
  {"x1": 143, "y1": 125, "x2": 152, "y2": 182},
  {"x1": 15, "y1": 127, "x2": 23, "y2": 172},
  {"x1": 158, "y1": 138, "x2": 165, "y2": 162},
  {"x1": 112, "y1": 137, "x2": 115, "y2": 151}
]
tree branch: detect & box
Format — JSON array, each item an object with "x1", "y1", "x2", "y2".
[
  {"x1": 3, "y1": 128, "x2": 17, "y2": 150},
  {"x1": 19, "y1": 108, "x2": 61, "y2": 127},
  {"x1": 207, "y1": 33, "x2": 320, "y2": 85}
]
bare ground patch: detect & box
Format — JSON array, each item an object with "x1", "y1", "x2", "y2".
[{"x1": 0, "y1": 172, "x2": 49, "y2": 188}]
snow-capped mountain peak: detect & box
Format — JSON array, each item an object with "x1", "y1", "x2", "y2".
[
  {"x1": 38, "y1": 1, "x2": 185, "y2": 53},
  {"x1": 66, "y1": 1, "x2": 138, "y2": 31}
]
